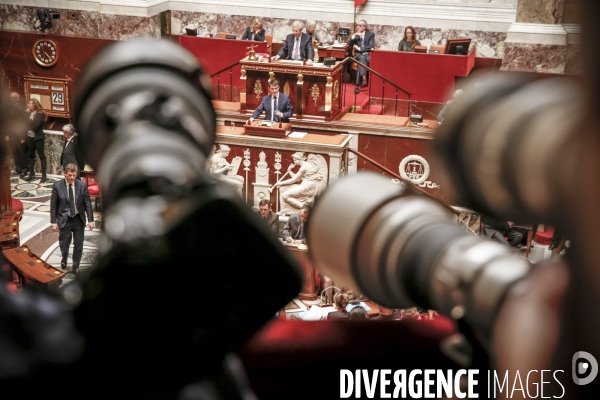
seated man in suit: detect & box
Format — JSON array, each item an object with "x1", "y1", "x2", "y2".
[
  {"x1": 347, "y1": 20, "x2": 375, "y2": 94},
  {"x1": 60, "y1": 124, "x2": 85, "y2": 178},
  {"x1": 257, "y1": 199, "x2": 279, "y2": 236},
  {"x1": 282, "y1": 204, "x2": 310, "y2": 244},
  {"x1": 481, "y1": 213, "x2": 524, "y2": 249},
  {"x1": 248, "y1": 79, "x2": 293, "y2": 123},
  {"x1": 50, "y1": 163, "x2": 94, "y2": 275},
  {"x1": 272, "y1": 21, "x2": 313, "y2": 64}
]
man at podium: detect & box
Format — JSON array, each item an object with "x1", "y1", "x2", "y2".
[{"x1": 248, "y1": 79, "x2": 293, "y2": 123}]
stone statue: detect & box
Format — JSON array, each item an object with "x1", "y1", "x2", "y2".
[
  {"x1": 275, "y1": 152, "x2": 328, "y2": 214},
  {"x1": 209, "y1": 144, "x2": 244, "y2": 196}
]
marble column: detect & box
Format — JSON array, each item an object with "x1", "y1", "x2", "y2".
[{"x1": 501, "y1": 0, "x2": 580, "y2": 74}]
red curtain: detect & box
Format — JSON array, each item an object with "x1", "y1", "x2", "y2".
[{"x1": 355, "y1": 0, "x2": 367, "y2": 7}]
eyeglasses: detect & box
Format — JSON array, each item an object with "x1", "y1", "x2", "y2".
[{"x1": 357, "y1": 24, "x2": 366, "y2": 26}]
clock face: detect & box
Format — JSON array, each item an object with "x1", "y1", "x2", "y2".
[{"x1": 33, "y1": 39, "x2": 58, "y2": 67}]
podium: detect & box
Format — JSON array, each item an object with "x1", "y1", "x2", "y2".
[
  {"x1": 245, "y1": 120, "x2": 292, "y2": 138},
  {"x1": 2, "y1": 245, "x2": 66, "y2": 291},
  {"x1": 240, "y1": 59, "x2": 344, "y2": 121}
]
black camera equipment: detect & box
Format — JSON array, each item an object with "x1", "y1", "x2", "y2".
[
  {"x1": 307, "y1": 173, "x2": 530, "y2": 338},
  {"x1": 34, "y1": 9, "x2": 60, "y2": 33},
  {"x1": 3, "y1": 39, "x2": 304, "y2": 399},
  {"x1": 433, "y1": 74, "x2": 582, "y2": 226}
]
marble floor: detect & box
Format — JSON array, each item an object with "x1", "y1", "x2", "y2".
[{"x1": 11, "y1": 173, "x2": 101, "y2": 286}]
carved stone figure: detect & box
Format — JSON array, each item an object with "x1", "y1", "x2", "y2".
[
  {"x1": 209, "y1": 144, "x2": 244, "y2": 196},
  {"x1": 275, "y1": 152, "x2": 328, "y2": 214}
]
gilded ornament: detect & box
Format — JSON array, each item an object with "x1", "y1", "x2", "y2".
[
  {"x1": 311, "y1": 83, "x2": 320, "y2": 105},
  {"x1": 254, "y1": 80, "x2": 263, "y2": 100}
]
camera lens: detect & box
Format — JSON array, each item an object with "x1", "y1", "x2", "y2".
[{"x1": 308, "y1": 172, "x2": 530, "y2": 333}]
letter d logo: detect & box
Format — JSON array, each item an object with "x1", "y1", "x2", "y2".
[{"x1": 572, "y1": 351, "x2": 598, "y2": 385}]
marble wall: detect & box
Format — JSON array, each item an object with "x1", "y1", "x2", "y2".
[
  {"x1": 173, "y1": 12, "x2": 508, "y2": 58},
  {"x1": 0, "y1": 4, "x2": 161, "y2": 40},
  {"x1": 500, "y1": 43, "x2": 567, "y2": 73},
  {"x1": 517, "y1": 0, "x2": 564, "y2": 24}
]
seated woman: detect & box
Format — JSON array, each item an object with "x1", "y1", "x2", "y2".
[
  {"x1": 242, "y1": 18, "x2": 265, "y2": 42},
  {"x1": 397, "y1": 26, "x2": 421, "y2": 52}
]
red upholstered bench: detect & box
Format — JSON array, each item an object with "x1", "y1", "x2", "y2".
[
  {"x1": 534, "y1": 227, "x2": 554, "y2": 245},
  {"x1": 11, "y1": 198, "x2": 23, "y2": 213},
  {"x1": 88, "y1": 185, "x2": 101, "y2": 211}
]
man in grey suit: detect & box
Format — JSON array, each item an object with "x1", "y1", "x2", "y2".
[
  {"x1": 282, "y1": 204, "x2": 310, "y2": 244},
  {"x1": 348, "y1": 20, "x2": 375, "y2": 94},
  {"x1": 272, "y1": 21, "x2": 313, "y2": 64},
  {"x1": 249, "y1": 79, "x2": 293, "y2": 123},
  {"x1": 257, "y1": 199, "x2": 280, "y2": 236},
  {"x1": 60, "y1": 124, "x2": 85, "y2": 178},
  {"x1": 50, "y1": 163, "x2": 94, "y2": 274}
]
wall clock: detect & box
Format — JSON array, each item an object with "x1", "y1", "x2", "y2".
[{"x1": 32, "y1": 39, "x2": 58, "y2": 67}]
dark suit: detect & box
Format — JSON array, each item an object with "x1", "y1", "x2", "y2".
[
  {"x1": 481, "y1": 214, "x2": 523, "y2": 248},
  {"x1": 50, "y1": 179, "x2": 94, "y2": 270},
  {"x1": 241, "y1": 27, "x2": 265, "y2": 42},
  {"x1": 347, "y1": 31, "x2": 375, "y2": 85},
  {"x1": 250, "y1": 93, "x2": 293, "y2": 122},
  {"x1": 60, "y1": 136, "x2": 85, "y2": 176},
  {"x1": 277, "y1": 33, "x2": 313, "y2": 61},
  {"x1": 26, "y1": 112, "x2": 46, "y2": 179},
  {"x1": 257, "y1": 210, "x2": 280, "y2": 236},
  {"x1": 282, "y1": 213, "x2": 306, "y2": 244}
]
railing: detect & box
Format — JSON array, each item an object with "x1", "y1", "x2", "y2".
[
  {"x1": 348, "y1": 148, "x2": 460, "y2": 215},
  {"x1": 210, "y1": 60, "x2": 241, "y2": 101},
  {"x1": 340, "y1": 56, "x2": 412, "y2": 117}
]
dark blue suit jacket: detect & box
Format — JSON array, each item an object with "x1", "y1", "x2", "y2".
[
  {"x1": 277, "y1": 33, "x2": 314, "y2": 61},
  {"x1": 251, "y1": 93, "x2": 293, "y2": 122},
  {"x1": 50, "y1": 178, "x2": 94, "y2": 229}
]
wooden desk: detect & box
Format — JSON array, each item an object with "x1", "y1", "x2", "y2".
[
  {"x1": 317, "y1": 45, "x2": 348, "y2": 60},
  {"x1": 240, "y1": 59, "x2": 345, "y2": 121},
  {"x1": 286, "y1": 246, "x2": 318, "y2": 300},
  {"x1": 369, "y1": 48, "x2": 475, "y2": 103},
  {"x1": 1, "y1": 211, "x2": 21, "y2": 250},
  {"x1": 2, "y1": 245, "x2": 66, "y2": 291}
]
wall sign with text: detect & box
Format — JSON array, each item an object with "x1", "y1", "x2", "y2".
[{"x1": 23, "y1": 76, "x2": 71, "y2": 118}]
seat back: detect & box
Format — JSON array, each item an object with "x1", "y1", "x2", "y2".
[
  {"x1": 217, "y1": 32, "x2": 235, "y2": 39},
  {"x1": 264, "y1": 34, "x2": 273, "y2": 55}
]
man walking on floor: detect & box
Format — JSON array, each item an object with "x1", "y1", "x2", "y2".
[{"x1": 50, "y1": 163, "x2": 94, "y2": 275}]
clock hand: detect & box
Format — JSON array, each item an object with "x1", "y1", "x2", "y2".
[{"x1": 44, "y1": 51, "x2": 51, "y2": 58}]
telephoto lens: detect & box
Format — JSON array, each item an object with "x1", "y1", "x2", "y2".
[
  {"x1": 307, "y1": 172, "x2": 530, "y2": 334},
  {"x1": 433, "y1": 74, "x2": 583, "y2": 224}
]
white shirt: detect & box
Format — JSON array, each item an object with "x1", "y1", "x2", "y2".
[{"x1": 292, "y1": 36, "x2": 301, "y2": 60}]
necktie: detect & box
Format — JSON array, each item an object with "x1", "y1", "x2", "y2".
[
  {"x1": 294, "y1": 38, "x2": 300, "y2": 60},
  {"x1": 68, "y1": 184, "x2": 75, "y2": 217},
  {"x1": 360, "y1": 35, "x2": 364, "y2": 48},
  {"x1": 274, "y1": 96, "x2": 278, "y2": 121}
]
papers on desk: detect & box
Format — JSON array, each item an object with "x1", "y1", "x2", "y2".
[
  {"x1": 332, "y1": 43, "x2": 346, "y2": 48},
  {"x1": 288, "y1": 131, "x2": 308, "y2": 138},
  {"x1": 278, "y1": 59, "x2": 303, "y2": 65},
  {"x1": 304, "y1": 305, "x2": 336, "y2": 321}
]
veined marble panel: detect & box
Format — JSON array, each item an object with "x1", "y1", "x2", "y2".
[
  {"x1": 500, "y1": 43, "x2": 567, "y2": 74},
  {"x1": 0, "y1": 4, "x2": 160, "y2": 38},
  {"x1": 517, "y1": 0, "x2": 564, "y2": 24}
]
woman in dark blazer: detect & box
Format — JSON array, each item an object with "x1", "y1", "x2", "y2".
[
  {"x1": 241, "y1": 18, "x2": 265, "y2": 42},
  {"x1": 24, "y1": 98, "x2": 47, "y2": 182},
  {"x1": 397, "y1": 26, "x2": 421, "y2": 52}
]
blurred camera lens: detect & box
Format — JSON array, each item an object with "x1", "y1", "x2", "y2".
[
  {"x1": 434, "y1": 74, "x2": 583, "y2": 223},
  {"x1": 308, "y1": 172, "x2": 530, "y2": 333}
]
